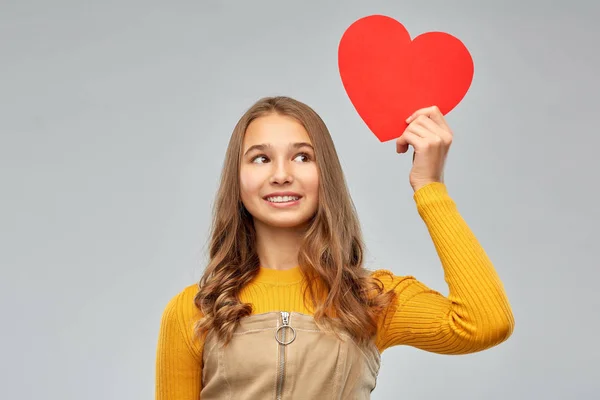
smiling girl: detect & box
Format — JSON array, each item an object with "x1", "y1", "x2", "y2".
[{"x1": 155, "y1": 96, "x2": 514, "y2": 399}]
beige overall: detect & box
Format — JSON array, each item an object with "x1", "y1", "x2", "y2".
[{"x1": 201, "y1": 311, "x2": 380, "y2": 399}]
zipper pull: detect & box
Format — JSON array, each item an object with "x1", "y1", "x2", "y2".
[
  {"x1": 275, "y1": 311, "x2": 296, "y2": 345},
  {"x1": 281, "y1": 311, "x2": 290, "y2": 326}
]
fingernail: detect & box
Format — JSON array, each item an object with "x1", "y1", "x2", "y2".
[{"x1": 405, "y1": 115, "x2": 412, "y2": 123}]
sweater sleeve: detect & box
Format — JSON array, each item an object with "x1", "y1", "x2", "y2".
[
  {"x1": 155, "y1": 285, "x2": 204, "y2": 399},
  {"x1": 375, "y1": 182, "x2": 514, "y2": 354}
]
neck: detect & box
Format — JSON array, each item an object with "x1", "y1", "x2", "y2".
[{"x1": 254, "y1": 220, "x2": 305, "y2": 271}]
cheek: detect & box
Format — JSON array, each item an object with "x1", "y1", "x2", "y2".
[
  {"x1": 299, "y1": 166, "x2": 320, "y2": 196},
  {"x1": 239, "y1": 168, "x2": 261, "y2": 198}
]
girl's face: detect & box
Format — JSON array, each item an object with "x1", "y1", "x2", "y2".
[{"x1": 240, "y1": 113, "x2": 319, "y2": 230}]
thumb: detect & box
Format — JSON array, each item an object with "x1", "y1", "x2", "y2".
[{"x1": 396, "y1": 133, "x2": 409, "y2": 154}]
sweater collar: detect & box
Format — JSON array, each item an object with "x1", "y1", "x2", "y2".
[{"x1": 255, "y1": 265, "x2": 304, "y2": 284}]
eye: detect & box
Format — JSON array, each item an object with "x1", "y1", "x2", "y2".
[
  {"x1": 294, "y1": 152, "x2": 312, "y2": 162},
  {"x1": 251, "y1": 154, "x2": 269, "y2": 164}
]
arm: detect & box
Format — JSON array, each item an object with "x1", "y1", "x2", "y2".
[
  {"x1": 156, "y1": 288, "x2": 203, "y2": 399},
  {"x1": 376, "y1": 182, "x2": 514, "y2": 354}
]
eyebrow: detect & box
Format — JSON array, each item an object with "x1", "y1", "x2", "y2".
[{"x1": 243, "y1": 142, "x2": 314, "y2": 157}]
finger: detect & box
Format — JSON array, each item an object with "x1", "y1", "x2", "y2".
[
  {"x1": 396, "y1": 134, "x2": 408, "y2": 153},
  {"x1": 412, "y1": 115, "x2": 453, "y2": 144},
  {"x1": 406, "y1": 121, "x2": 443, "y2": 143},
  {"x1": 407, "y1": 105, "x2": 451, "y2": 132},
  {"x1": 425, "y1": 107, "x2": 450, "y2": 131},
  {"x1": 396, "y1": 129, "x2": 413, "y2": 153},
  {"x1": 396, "y1": 131, "x2": 426, "y2": 154}
]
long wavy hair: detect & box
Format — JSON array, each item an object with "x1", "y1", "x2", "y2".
[{"x1": 194, "y1": 96, "x2": 395, "y2": 346}]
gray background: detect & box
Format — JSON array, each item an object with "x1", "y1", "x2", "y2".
[{"x1": 1, "y1": 0, "x2": 599, "y2": 399}]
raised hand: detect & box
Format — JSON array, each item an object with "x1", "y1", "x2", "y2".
[{"x1": 395, "y1": 106, "x2": 453, "y2": 192}]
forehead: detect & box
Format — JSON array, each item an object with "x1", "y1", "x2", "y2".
[{"x1": 243, "y1": 114, "x2": 312, "y2": 149}]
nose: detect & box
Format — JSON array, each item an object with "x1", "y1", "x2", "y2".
[{"x1": 269, "y1": 158, "x2": 293, "y2": 185}]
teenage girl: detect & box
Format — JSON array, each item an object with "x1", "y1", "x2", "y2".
[{"x1": 155, "y1": 96, "x2": 514, "y2": 399}]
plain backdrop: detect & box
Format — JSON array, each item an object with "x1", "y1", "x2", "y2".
[{"x1": 2, "y1": 1, "x2": 599, "y2": 399}]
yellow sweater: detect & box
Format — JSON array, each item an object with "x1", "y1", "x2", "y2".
[{"x1": 155, "y1": 183, "x2": 514, "y2": 399}]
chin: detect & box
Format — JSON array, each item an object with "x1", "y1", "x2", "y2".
[
  {"x1": 255, "y1": 214, "x2": 314, "y2": 230},
  {"x1": 266, "y1": 218, "x2": 311, "y2": 230}
]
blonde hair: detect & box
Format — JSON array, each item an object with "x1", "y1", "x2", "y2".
[{"x1": 194, "y1": 96, "x2": 395, "y2": 346}]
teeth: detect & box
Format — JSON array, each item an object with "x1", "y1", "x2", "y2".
[{"x1": 267, "y1": 195, "x2": 299, "y2": 203}]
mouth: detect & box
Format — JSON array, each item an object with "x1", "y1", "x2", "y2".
[{"x1": 263, "y1": 194, "x2": 303, "y2": 207}]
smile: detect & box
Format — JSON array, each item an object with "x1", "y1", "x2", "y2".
[{"x1": 266, "y1": 196, "x2": 300, "y2": 203}]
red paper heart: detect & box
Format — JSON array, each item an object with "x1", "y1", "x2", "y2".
[{"x1": 338, "y1": 15, "x2": 474, "y2": 142}]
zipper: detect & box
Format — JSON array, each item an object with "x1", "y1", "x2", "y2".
[{"x1": 275, "y1": 311, "x2": 296, "y2": 400}]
